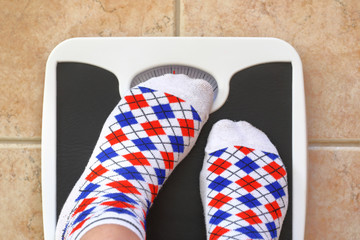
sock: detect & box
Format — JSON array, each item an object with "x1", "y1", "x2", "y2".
[
  {"x1": 200, "y1": 120, "x2": 288, "y2": 240},
  {"x1": 56, "y1": 74, "x2": 213, "y2": 240}
]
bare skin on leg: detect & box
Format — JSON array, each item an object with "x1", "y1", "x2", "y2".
[{"x1": 81, "y1": 224, "x2": 140, "y2": 240}]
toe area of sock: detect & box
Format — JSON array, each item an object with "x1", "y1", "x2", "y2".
[
  {"x1": 139, "y1": 74, "x2": 214, "y2": 122},
  {"x1": 205, "y1": 119, "x2": 279, "y2": 155}
]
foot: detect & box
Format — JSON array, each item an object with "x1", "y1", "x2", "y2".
[
  {"x1": 200, "y1": 120, "x2": 288, "y2": 240},
  {"x1": 56, "y1": 74, "x2": 213, "y2": 240}
]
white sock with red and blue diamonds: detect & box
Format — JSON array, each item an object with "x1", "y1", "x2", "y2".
[
  {"x1": 56, "y1": 74, "x2": 213, "y2": 240},
  {"x1": 200, "y1": 120, "x2": 288, "y2": 240}
]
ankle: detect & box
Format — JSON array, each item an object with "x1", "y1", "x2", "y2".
[{"x1": 81, "y1": 224, "x2": 140, "y2": 240}]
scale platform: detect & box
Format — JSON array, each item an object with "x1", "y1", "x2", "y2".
[{"x1": 42, "y1": 37, "x2": 307, "y2": 240}]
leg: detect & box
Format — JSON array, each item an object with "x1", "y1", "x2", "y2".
[{"x1": 81, "y1": 224, "x2": 139, "y2": 240}]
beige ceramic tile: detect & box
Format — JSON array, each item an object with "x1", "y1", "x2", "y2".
[
  {"x1": 180, "y1": 0, "x2": 360, "y2": 140},
  {"x1": 0, "y1": 0, "x2": 175, "y2": 138},
  {"x1": 0, "y1": 147, "x2": 43, "y2": 240},
  {"x1": 306, "y1": 147, "x2": 360, "y2": 239}
]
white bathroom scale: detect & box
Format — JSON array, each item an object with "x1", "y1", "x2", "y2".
[{"x1": 42, "y1": 37, "x2": 307, "y2": 240}]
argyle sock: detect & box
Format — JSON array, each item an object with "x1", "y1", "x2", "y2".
[
  {"x1": 56, "y1": 74, "x2": 213, "y2": 240},
  {"x1": 200, "y1": 120, "x2": 288, "y2": 240}
]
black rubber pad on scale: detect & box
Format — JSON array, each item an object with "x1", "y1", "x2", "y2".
[{"x1": 57, "y1": 62, "x2": 292, "y2": 240}]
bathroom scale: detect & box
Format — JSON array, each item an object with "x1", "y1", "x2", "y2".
[{"x1": 41, "y1": 37, "x2": 307, "y2": 240}]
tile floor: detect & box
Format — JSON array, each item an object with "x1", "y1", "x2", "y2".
[{"x1": 0, "y1": 0, "x2": 359, "y2": 239}]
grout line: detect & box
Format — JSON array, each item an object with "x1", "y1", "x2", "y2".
[
  {"x1": 309, "y1": 138, "x2": 360, "y2": 143},
  {"x1": 308, "y1": 146, "x2": 360, "y2": 151},
  {"x1": 0, "y1": 137, "x2": 41, "y2": 141},
  {"x1": 308, "y1": 139, "x2": 360, "y2": 147},
  {"x1": 308, "y1": 143, "x2": 360, "y2": 148},
  {"x1": 175, "y1": 0, "x2": 181, "y2": 36},
  {"x1": 0, "y1": 138, "x2": 41, "y2": 149},
  {"x1": 0, "y1": 138, "x2": 41, "y2": 145},
  {"x1": 0, "y1": 143, "x2": 41, "y2": 149}
]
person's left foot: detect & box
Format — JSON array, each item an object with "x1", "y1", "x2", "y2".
[{"x1": 200, "y1": 120, "x2": 288, "y2": 240}]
